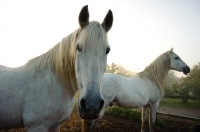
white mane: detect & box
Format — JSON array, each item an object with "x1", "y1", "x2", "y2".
[
  {"x1": 23, "y1": 29, "x2": 79, "y2": 92},
  {"x1": 139, "y1": 51, "x2": 171, "y2": 96}
]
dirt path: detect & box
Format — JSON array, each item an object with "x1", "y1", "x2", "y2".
[{"x1": 158, "y1": 107, "x2": 200, "y2": 119}]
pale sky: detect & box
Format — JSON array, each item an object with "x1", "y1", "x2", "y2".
[{"x1": 0, "y1": 0, "x2": 199, "y2": 77}]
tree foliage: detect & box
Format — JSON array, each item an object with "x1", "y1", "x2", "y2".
[
  {"x1": 170, "y1": 62, "x2": 200, "y2": 103},
  {"x1": 185, "y1": 62, "x2": 200, "y2": 96},
  {"x1": 106, "y1": 63, "x2": 136, "y2": 77},
  {"x1": 164, "y1": 70, "x2": 179, "y2": 96}
]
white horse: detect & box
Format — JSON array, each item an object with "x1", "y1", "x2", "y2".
[
  {"x1": 0, "y1": 5, "x2": 113, "y2": 131},
  {"x1": 85, "y1": 48, "x2": 190, "y2": 132}
]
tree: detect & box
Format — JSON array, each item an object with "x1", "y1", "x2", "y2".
[
  {"x1": 115, "y1": 65, "x2": 136, "y2": 77},
  {"x1": 187, "y1": 63, "x2": 200, "y2": 96},
  {"x1": 164, "y1": 70, "x2": 179, "y2": 96},
  {"x1": 170, "y1": 62, "x2": 200, "y2": 103},
  {"x1": 106, "y1": 63, "x2": 118, "y2": 73},
  {"x1": 171, "y1": 77, "x2": 191, "y2": 103},
  {"x1": 106, "y1": 63, "x2": 136, "y2": 77},
  {"x1": 171, "y1": 81, "x2": 179, "y2": 96}
]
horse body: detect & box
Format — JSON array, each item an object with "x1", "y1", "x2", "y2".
[
  {"x1": 103, "y1": 74, "x2": 161, "y2": 109},
  {"x1": 88, "y1": 48, "x2": 190, "y2": 132},
  {"x1": 0, "y1": 47, "x2": 75, "y2": 131},
  {"x1": 0, "y1": 5, "x2": 113, "y2": 131}
]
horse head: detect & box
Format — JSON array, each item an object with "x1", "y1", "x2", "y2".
[
  {"x1": 75, "y1": 5, "x2": 113, "y2": 119},
  {"x1": 169, "y1": 48, "x2": 190, "y2": 75}
]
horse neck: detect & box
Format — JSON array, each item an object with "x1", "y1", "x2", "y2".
[
  {"x1": 140, "y1": 52, "x2": 170, "y2": 96},
  {"x1": 23, "y1": 30, "x2": 79, "y2": 92},
  {"x1": 52, "y1": 31, "x2": 78, "y2": 92}
]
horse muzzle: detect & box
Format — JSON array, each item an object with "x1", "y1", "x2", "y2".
[
  {"x1": 183, "y1": 66, "x2": 190, "y2": 75},
  {"x1": 78, "y1": 97, "x2": 104, "y2": 119}
]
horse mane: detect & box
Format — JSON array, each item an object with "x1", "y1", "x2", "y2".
[
  {"x1": 22, "y1": 21, "x2": 107, "y2": 92},
  {"x1": 22, "y1": 29, "x2": 79, "y2": 92},
  {"x1": 138, "y1": 51, "x2": 171, "y2": 96}
]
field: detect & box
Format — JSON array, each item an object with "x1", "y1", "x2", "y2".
[
  {"x1": 1, "y1": 98, "x2": 200, "y2": 132},
  {"x1": 160, "y1": 98, "x2": 200, "y2": 110}
]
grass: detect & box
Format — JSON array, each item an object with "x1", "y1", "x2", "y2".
[{"x1": 160, "y1": 98, "x2": 200, "y2": 110}]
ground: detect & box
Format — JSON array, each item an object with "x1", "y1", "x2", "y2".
[
  {"x1": 60, "y1": 107, "x2": 200, "y2": 132},
  {"x1": 1, "y1": 107, "x2": 199, "y2": 132}
]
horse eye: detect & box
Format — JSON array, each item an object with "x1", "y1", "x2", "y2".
[
  {"x1": 76, "y1": 44, "x2": 82, "y2": 52},
  {"x1": 106, "y1": 47, "x2": 110, "y2": 54},
  {"x1": 175, "y1": 57, "x2": 179, "y2": 60}
]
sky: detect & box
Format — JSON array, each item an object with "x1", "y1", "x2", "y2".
[{"x1": 0, "y1": 0, "x2": 199, "y2": 77}]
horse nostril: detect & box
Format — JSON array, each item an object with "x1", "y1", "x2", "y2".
[
  {"x1": 98, "y1": 99, "x2": 104, "y2": 111},
  {"x1": 80, "y1": 99, "x2": 87, "y2": 112}
]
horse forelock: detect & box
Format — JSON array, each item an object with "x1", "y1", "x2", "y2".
[
  {"x1": 139, "y1": 51, "x2": 171, "y2": 96},
  {"x1": 78, "y1": 21, "x2": 108, "y2": 50},
  {"x1": 23, "y1": 29, "x2": 79, "y2": 92}
]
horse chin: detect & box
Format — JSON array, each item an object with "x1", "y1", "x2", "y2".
[
  {"x1": 80, "y1": 114, "x2": 99, "y2": 119},
  {"x1": 78, "y1": 106, "x2": 100, "y2": 119},
  {"x1": 183, "y1": 71, "x2": 188, "y2": 75}
]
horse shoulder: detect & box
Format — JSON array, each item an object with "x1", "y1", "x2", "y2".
[
  {"x1": 134, "y1": 76, "x2": 161, "y2": 103},
  {"x1": 23, "y1": 71, "x2": 75, "y2": 127},
  {"x1": 102, "y1": 74, "x2": 120, "y2": 106},
  {"x1": 23, "y1": 76, "x2": 75, "y2": 129},
  {"x1": 121, "y1": 76, "x2": 152, "y2": 107}
]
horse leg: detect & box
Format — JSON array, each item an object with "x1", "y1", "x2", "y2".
[
  {"x1": 88, "y1": 119, "x2": 100, "y2": 132},
  {"x1": 81, "y1": 119, "x2": 100, "y2": 132},
  {"x1": 91, "y1": 106, "x2": 107, "y2": 132},
  {"x1": 149, "y1": 102, "x2": 159, "y2": 132},
  {"x1": 82, "y1": 119, "x2": 90, "y2": 132},
  {"x1": 141, "y1": 106, "x2": 149, "y2": 132}
]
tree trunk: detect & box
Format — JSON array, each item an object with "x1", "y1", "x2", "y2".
[{"x1": 182, "y1": 96, "x2": 188, "y2": 103}]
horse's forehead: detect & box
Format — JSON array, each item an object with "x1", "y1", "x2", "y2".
[
  {"x1": 89, "y1": 21, "x2": 102, "y2": 28},
  {"x1": 77, "y1": 22, "x2": 108, "y2": 49},
  {"x1": 171, "y1": 52, "x2": 178, "y2": 57}
]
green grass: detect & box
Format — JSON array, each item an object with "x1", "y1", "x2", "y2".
[
  {"x1": 160, "y1": 98, "x2": 200, "y2": 110},
  {"x1": 106, "y1": 106, "x2": 141, "y2": 121}
]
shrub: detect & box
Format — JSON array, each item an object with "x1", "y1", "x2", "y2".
[
  {"x1": 156, "y1": 118, "x2": 166, "y2": 128},
  {"x1": 106, "y1": 106, "x2": 141, "y2": 121}
]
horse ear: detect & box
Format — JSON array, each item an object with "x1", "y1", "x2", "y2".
[
  {"x1": 79, "y1": 5, "x2": 89, "y2": 28},
  {"x1": 170, "y1": 48, "x2": 173, "y2": 53},
  {"x1": 102, "y1": 10, "x2": 113, "y2": 32}
]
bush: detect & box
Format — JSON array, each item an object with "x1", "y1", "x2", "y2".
[
  {"x1": 106, "y1": 106, "x2": 141, "y2": 121},
  {"x1": 156, "y1": 118, "x2": 166, "y2": 128}
]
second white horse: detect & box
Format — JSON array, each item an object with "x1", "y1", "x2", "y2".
[{"x1": 87, "y1": 48, "x2": 190, "y2": 132}]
